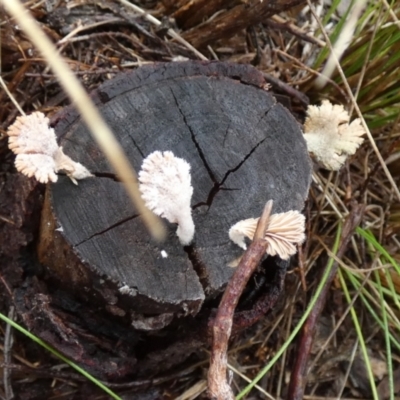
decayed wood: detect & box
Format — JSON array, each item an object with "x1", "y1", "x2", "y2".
[
  {"x1": 160, "y1": 0, "x2": 188, "y2": 13},
  {"x1": 0, "y1": 173, "x2": 42, "y2": 286},
  {"x1": 38, "y1": 61, "x2": 311, "y2": 328},
  {"x1": 171, "y1": 0, "x2": 228, "y2": 29},
  {"x1": 181, "y1": 0, "x2": 306, "y2": 48}
]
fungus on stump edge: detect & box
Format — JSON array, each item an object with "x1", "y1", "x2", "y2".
[{"x1": 38, "y1": 61, "x2": 312, "y2": 327}]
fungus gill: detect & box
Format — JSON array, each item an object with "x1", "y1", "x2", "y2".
[{"x1": 7, "y1": 112, "x2": 92, "y2": 184}]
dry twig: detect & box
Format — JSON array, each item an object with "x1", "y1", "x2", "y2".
[{"x1": 208, "y1": 201, "x2": 273, "y2": 400}]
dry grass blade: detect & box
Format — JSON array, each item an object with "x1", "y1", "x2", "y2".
[
  {"x1": 306, "y1": 0, "x2": 400, "y2": 202},
  {"x1": 115, "y1": 0, "x2": 207, "y2": 60},
  {"x1": 314, "y1": 0, "x2": 368, "y2": 88},
  {"x1": 1, "y1": 0, "x2": 165, "y2": 241},
  {"x1": 0, "y1": 76, "x2": 25, "y2": 115}
]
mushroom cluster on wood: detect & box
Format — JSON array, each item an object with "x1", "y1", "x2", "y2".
[
  {"x1": 229, "y1": 208, "x2": 306, "y2": 260},
  {"x1": 38, "y1": 62, "x2": 312, "y2": 326},
  {"x1": 7, "y1": 112, "x2": 92, "y2": 184},
  {"x1": 138, "y1": 151, "x2": 195, "y2": 245}
]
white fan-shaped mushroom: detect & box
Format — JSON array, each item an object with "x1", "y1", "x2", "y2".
[
  {"x1": 7, "y1": 112, "x2": 92, "y2": 184},
  {"x1": 8, "y1": 111, "x2": 59, "y2": 156},
  {"x1": 303, "y1": 100, "x2": 365, "y2": 170},
  {"x1": 229, "y1": 210, "x2": 305, "y2": 260},
  {"x1": 138, "y1": 151, "x2": 195, "y2": 245},
  {"x1": 15, "y1": 153, "x2": 58, "y2": 183},
  {"x1": 228, "y1": 218, "x2": 258, "y2": 250}
]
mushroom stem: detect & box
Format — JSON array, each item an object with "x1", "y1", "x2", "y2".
[
  {"x1": 176, "y1": 209, "x2": 195, "y2": 245},
  {"x1": 54, "y1": 147, "x2": 93, "y2": 185}
]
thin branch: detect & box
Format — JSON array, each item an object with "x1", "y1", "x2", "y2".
[
  {"x1": 262, "y1": 72, "x2": 310, "y2": 107},
  {"x1": 269, "y1": 15, "x2": 326, "y2": 47},
  {"x1": 208, "y1": 200, "x2": 272, "y2": 400}
]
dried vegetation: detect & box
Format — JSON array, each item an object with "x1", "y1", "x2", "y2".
[{"x1": 1, "y1": 0, "x2": 400, "y2": 399}]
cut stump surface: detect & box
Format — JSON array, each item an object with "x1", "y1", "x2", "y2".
[{"x1": 38, "y1": 61, "x2": 311, "y2": 324}]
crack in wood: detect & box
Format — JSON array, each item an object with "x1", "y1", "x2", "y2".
[
  {"x1": 219, "y1": 134, "x2": 267, "y2": 186},
  {"x1": 128, "y1": 134, "x2": 145, "y2": 158},
  {"x1": 75, "y1": 214, "x2": 139, "y2": 247},
  {"x1": 91, "y1": 172, "x2": 121, "y2": 181},
  {"x1": 222, "y1": 121, "x2": 232, "y2": 147},
  {"x1": 253, "y1": 104, "x2": 275, "y2": 131},
  {"x1": 169, "y1": 88, "x2": 219, "y2": 185},
  {"x1": 184, "y1": 244, "x2": 211, "y2": 293},
  {"x1": 192, "y1": 135, "x2": 268, "y2": 210}
]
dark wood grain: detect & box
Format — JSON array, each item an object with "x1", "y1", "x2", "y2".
[
  {"x1": 181, "y1": 0, "x2": 306, "y2": 48},
  {"x1": 38, "y1": 61, "x2": 311, "y2": 324}
]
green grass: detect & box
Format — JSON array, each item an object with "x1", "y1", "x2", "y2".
[
  {"x1": 375, "y1": 269, "x2": 394, "y2": 400},
  {"x1": 341, "y1": 227, "x2": 400, "y2": 399},
  {"x1": 338, "y1": 268, "x2": 379, "y2": 400},
  {"x1": 311, "y1": 0, "x2": 400, "y2": 129},
  {"x1": 0, "y1": 312, "x2": 122, "y2": 400},
  {"x1": 236, "y1": 224, "x2": 342, "y2": 399},
  {"x1": 235, "y1": 225, "x2": 400, "y2": 398}
]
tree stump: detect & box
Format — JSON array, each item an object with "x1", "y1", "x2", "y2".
[{"x1": 38, "y1": 61, "x2": 311, "y2": 332}]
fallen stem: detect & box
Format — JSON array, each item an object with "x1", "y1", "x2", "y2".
[{"x1": 208, "y1": 200, "x2": 272, "y2": 400}]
